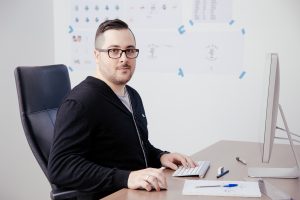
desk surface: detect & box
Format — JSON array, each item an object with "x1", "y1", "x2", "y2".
[{"x1": 102, "y1": 140, "x2": 300, "y2": 200}]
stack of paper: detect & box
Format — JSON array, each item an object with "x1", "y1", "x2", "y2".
[{"x1": 182, "y1": 180, "x2": 261, "y2": 197}]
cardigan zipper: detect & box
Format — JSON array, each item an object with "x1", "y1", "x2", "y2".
[
  {"x1": 131, "y1": 113, "x2": 148, "y2": 168},
  {"x1": 126, "y1": 89, "x2": 148, "y2": 168}
]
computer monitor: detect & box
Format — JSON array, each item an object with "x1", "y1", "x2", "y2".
[
  {"x1": 262, "y1": 53, "x2": 280, "y2": 163},
  {"x1": 248, "y1": 53, "x2": 300, "y2": 178}
]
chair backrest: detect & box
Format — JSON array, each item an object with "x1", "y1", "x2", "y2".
[{"x1": 14, "y1": 64, "x2": 71, "y2": 181}]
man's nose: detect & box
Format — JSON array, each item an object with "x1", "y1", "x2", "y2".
[{"x1": 119, "y1": 51, "x2": 128, "y2": 62}]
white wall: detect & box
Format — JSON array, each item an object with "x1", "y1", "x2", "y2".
[
  {"x1": 0, "y1": 0, "x2": 54, "y2": 199},
  {"x1": 1, "y1": 0, "x2": 300, "y2": 200}
]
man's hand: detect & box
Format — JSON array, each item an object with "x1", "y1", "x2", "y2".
[
  {"x1": 127, "y1": 167, "x2": 167, "y2": 191},
  {"x1": 160, "y1": 153, "x2": 197, "y2": 170}
]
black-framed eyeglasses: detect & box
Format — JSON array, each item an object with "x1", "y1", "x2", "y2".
[{"x1": 96, "y1": 48, "x2": 139, "y2": 59}]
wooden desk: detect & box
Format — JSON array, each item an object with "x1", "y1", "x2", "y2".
[{"x1": 102, "y1": 140, "x2": 300, "y2": 200}]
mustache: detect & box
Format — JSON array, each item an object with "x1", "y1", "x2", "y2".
[{"x1": 118, "y1": 64, "x2": 131, "y2": 69}]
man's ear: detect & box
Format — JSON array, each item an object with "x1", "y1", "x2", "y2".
[{"x1": 94, "y1": 49, "x2": 100, "y2": 63}]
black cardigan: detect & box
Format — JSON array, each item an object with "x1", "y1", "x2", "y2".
[{"x1": 48, "y1": 76, "x2": 166, "y2": 198}]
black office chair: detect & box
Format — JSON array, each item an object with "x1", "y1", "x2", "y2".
[{"x1": 14, "y1": 64, "x2": 78, "y2": 200}]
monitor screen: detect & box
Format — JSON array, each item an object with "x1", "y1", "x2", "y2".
[{"x1": 262, "y1": 53, "x2": 280, "y2": 163}]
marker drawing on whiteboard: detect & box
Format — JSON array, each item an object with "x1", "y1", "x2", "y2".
[
  {"x1": 178, "y1": 68, "x2": 184, "y2": 77},
  {"x1": 241, "y1": 28, "x2": 246, "y2": 35},
  {"x1": 189, "y1": 20, "x2": 194, "y2": 26}
]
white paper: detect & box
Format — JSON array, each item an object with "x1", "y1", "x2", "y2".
[
  {"x1": 125, "y1": 0, "x2": 182, "y2": 29},
  {"x1": 192, "y1": 0, "x2": 233, "y2": 23},
  {"x1": 135, "y1": 30, "x2": 244, "y2": 74},
  {"x1": 182, "y1": 180, "x2": 261, "y2": 197},
  {"x1": 178, "y1": 30, "x2": 244, "y2": 73}
]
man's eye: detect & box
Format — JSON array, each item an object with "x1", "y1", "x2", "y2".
[
  {"x1": 126, "y1": 49, "x2": 135, "y2": 53},
  {"x1": 110, "y1": 49, "x2": 120, "y2": 53}
]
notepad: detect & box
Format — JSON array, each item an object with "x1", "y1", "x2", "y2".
[{"x1": 182, "y1": 180, "x2": 261, "y2": 197}]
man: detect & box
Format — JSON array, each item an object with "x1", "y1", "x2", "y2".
[{"x1": 48, "y1": 19, "x2": 196, "y2": 199}]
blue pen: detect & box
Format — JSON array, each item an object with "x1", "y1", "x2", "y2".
[
  {"x1": 224, "y1": 184, "x2": 238, "y2": 187},
  {"x1": 196, "y1": 184, "x2": 238, "y2": 188}
]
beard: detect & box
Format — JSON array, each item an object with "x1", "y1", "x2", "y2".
[{"x1": 110, "y1": 64, "x2": 135, "y2": 85}]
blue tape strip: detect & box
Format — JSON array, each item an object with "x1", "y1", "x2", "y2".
[
  {"x1": 68, "y1": 25, "x2": 74, "y2": 34},
  {"x1": 239, "y1": 71, "x2": 246, "y2": 79},
  {"x1": 178, "y1": 25, "x2": 185, "y2": 34}
]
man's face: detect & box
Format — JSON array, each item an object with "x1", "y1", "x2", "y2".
[{"x1": 94, "y1": 29, "x2": 136, "y2": 86}]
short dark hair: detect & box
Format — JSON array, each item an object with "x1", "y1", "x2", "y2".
[{"x1": 95, "y1": 19, "x2": 134, "y2": 47}]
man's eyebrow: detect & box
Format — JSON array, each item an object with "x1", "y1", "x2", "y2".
[
  {"x1": 126, "y1": 45, "x2": 136, "y2": 49},
  {"x1": 107, "y1": 45, "x2": 136, "y2": 49},
  {"x1": 107, "y1": 45, "x2": 120, "y2": 48}
]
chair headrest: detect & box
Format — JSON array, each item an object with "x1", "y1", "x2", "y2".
[{"x1": 15, "y1": 64, "x2": 71, "y2": 114}]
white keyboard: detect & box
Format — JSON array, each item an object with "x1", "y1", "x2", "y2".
[{"x1": 172, "y1": 161, "x2": 210, "y2": 177}]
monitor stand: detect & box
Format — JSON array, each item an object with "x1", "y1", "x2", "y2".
[
  {"x1": 248, "y1": 105, "x2": 300, "y2": 179},
  {"x1": 248, "y1": 166, "x2": 299, "y2": 179}
]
